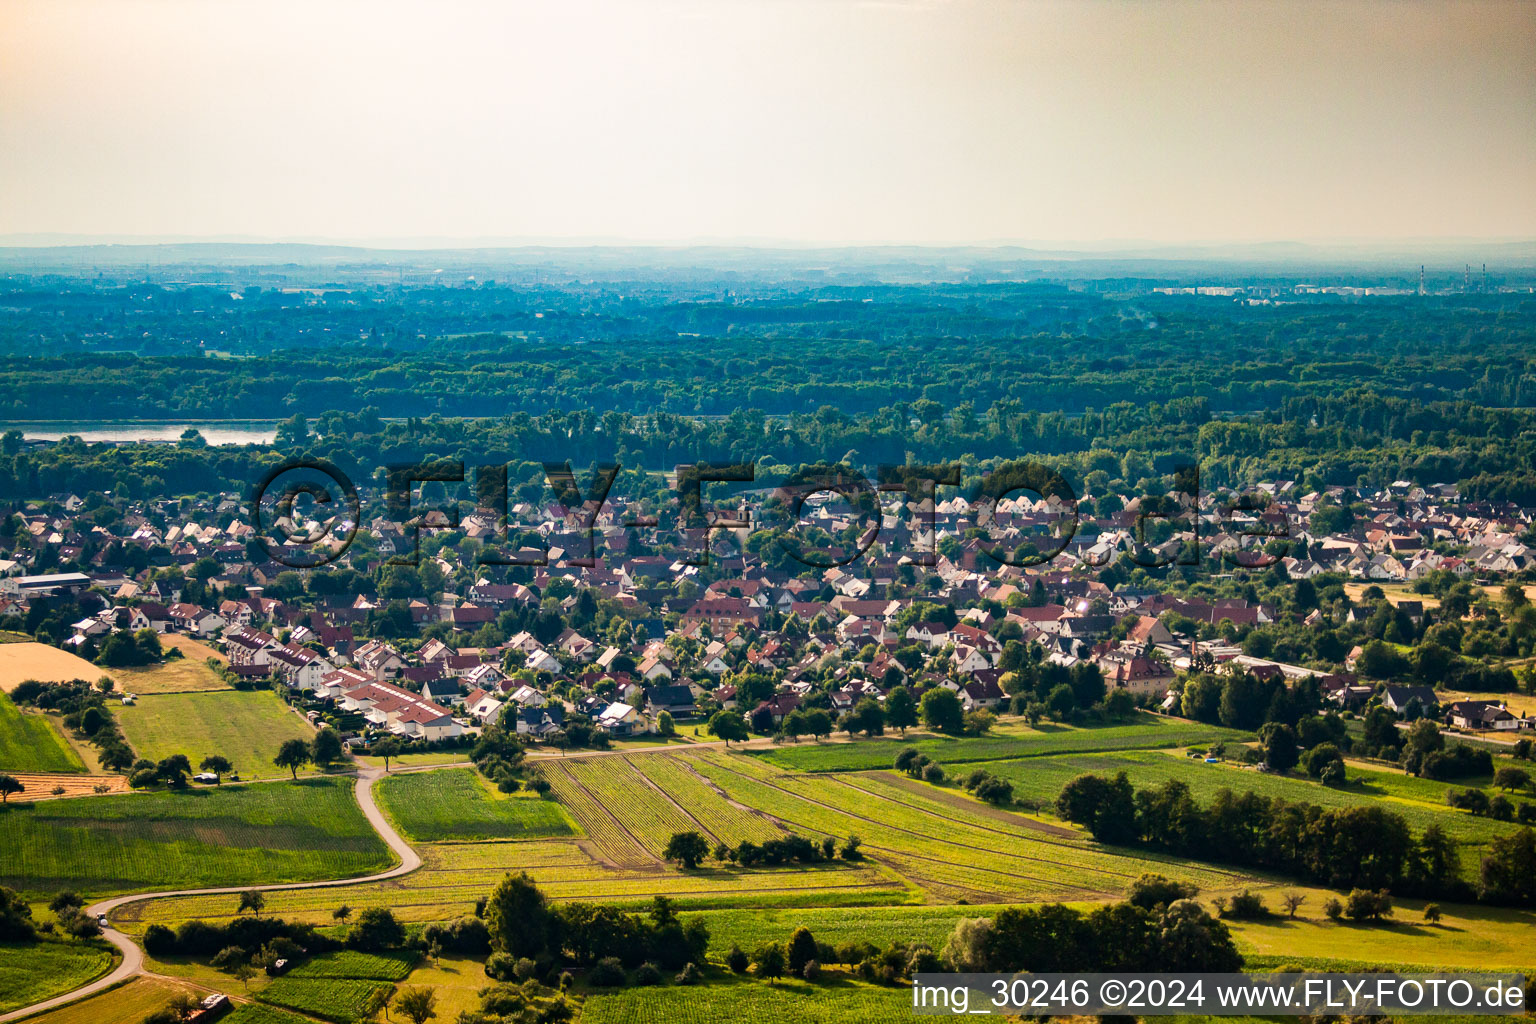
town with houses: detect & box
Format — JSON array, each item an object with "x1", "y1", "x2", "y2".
[{"x1": 3, "y1": 476, "x2": 1533, "y2": 750}]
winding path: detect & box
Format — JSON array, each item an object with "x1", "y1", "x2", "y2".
[
  {"x1": 0, "y1": 766, "x2": 421, "y2": 1023},
  {"x1": 3, "y1": 736, "x2": 814, "y2": 1020}
]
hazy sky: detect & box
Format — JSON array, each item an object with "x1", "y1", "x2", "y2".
[{"x1": 2, "y1": 0, "x2": 1533, "y2": 245}]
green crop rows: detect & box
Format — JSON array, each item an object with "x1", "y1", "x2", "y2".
[
  {"x1": 0, "y1": 940, "x2": 116, "y2": 1014},
  {"x1": 224, "y1": 1005, "x2": 318, "y2": 1024},
  {"x1": 630, "y1": 755, "x2": 785, "y2": 847},
  {"x1": 285, "y1": 949, "x2": 419, "y2": 981},
  {"x1": 257, "y1": 977, "x2": 393, "y2": 1023},
  {"x1": 122, "y1": 831, "x2": 902, "y2": 933},
  {"x1": 0, "y1": 777, "x2": 389, "y2": 898},
  {"x1": 534, "y1": 761, "x2": 651, "y2": 864},
  {"x1": 375, "y1": 767, "x2": 576, "y2": 842},
  {"x1": 686, "y1": 750, "x2": 1247, "y2": 902}
]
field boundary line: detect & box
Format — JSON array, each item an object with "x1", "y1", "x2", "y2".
[{"x1": 0, "y1": 765, "x2": 422, "y2": 1024}]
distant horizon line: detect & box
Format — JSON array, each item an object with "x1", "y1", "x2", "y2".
[{"x1": 3, "y1": 233, "x2": 1535, "y2": 254}]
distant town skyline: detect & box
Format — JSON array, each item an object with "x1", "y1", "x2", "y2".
[{"x1": 2, "y1": 0, "x2": 1533, "y2": 245}]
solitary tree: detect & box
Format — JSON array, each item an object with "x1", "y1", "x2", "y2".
[
  {"x1": 311, "y1": 727, "x2": 344, "y2": 767},
  {"x1": 371, "y1": 736, "x2": 404, "y2": 771},
  {"x1": 754, "y1": 942, "x2": 786, "y2": 984},
  {"x1": 360, "y1": 987, "x2": 391, "y2": 1022},
  {"x1": 920, "y1": 687, "x2": 964, "y2": 734},
  {"x1": 0, "y1": 773, "x2": 26, "y2": 804},
  {"x1": 232, "y1": 963, "x2": 257, "y2": 990},
  {"x1": 1281, "y1": 893, "x2": 1306, "y2": 919},
  {"x1": 273, "y1": 739, "x2": 310, "y2": 779},
  {"x1": 396, "y1": 986, "x2": 439, "y2": 1024},
  {"x1": 237, "y1": 890, "x2": 266, "y2": 916},
  {"x1": 1493, "y1": 767, "x2": 1531, "y2": 792},
  {"x1": 664, "y1": 831, "x2": 710, "y2": 869},
  {"x1": 333, "y1": 905, "x2": 353, "y2": 924},
  {"x1": 885, "y1": 686, "x2": 917, "y2": 734},
  {"x1": 0, "y1": 774, "x2": 25, "y2": 803},
  {"x1": 199, "y1": 755, "x2": 232, "y2": 784},
  {"x1": 1261, "y1": 723, "x2": 1299, "y2": 774},
  {"x1": 707, "y1": 710, "x2": 748, "y2": 746}
]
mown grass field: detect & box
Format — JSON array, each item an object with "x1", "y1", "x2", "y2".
[
  {"x1": 0, "y1": 691, "x2": 84, "y2": 773},
  {"x1": 375, "y1": 767, "x2": 576, "y2": 842},
  {"x1": 257, "y1": 976, "x2": 394, "y2": 1023},
  {"x1": 755, "y1": 716, "x2": 1252, "y2": 773},
  {"x1": 0, "y1": 940, "x2": 117, "y2": 1014},
  {"x1": 13, "y1": 976, "x2": 196, "y2": 1024},
  {"x1": 394, "y1": 955, "x2": 485, "y2": 1022},
  {"x1": 357, "y1": 749, "x2": 472, "y2": 769},
  {"x1": 1223, "y1": 890, "x2": 1536, "y2": 972},
  {"x1": 581, "y1": 973, "x2": 913, "y2": 1023},
  {"x1": 0, "y1": 777, "x2": 389, "y2": 898},
  {"x1": 107, "y1": 636, "x2": 232, "y2": 694},
  {"x1": 116, "y1": 689, "x2": 320, "y2": 780},
  {"x1": 0, "y1": 643, "x2": 102, "y2": 691}
]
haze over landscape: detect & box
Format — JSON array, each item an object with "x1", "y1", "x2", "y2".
[
  {"x1": 2, "y1": 0, "x2": 1534, "y2": 247},
  {"x1": 2, "y1": 4, "x2": 1536, "y2": 1024}
]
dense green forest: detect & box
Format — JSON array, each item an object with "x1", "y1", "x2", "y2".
[{"x1": 1, "y1": 276, "x2": 1535, "y2": 501}]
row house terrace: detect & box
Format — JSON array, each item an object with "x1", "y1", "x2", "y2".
[{"x1": 341, "y1": 680, "x2": 463, "y2": 741}]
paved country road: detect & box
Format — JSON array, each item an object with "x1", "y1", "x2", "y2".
[
  {"x1": 0, "y1": 766, "x2": 421, "y2": 1023},
  {"x1": 1, "y1": 737, "x2": 793, "y2": 1021}
]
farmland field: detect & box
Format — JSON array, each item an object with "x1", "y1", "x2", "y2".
[
  {"x1": 1436, "y1": 688, "x2": 1536, "y2": 718},
  {"x1": 975, "y1": 749, "x2": 1524, "y2": 855},
  {"x1": 755, "y1": 716, "x2": 1252, "y2": 773},
  {"x1": 257, "y1": 976, "x2": 395, "y2": 1023},
  {"x1": 687, "y1": 749, "x2": 1251, "y2": 903},
  {"x1": 1223, "y1": 890, "x2": 1536, "y2": 972},
  {"x1": 0, "y1": 643, "x2": 103, "y2": 691},
  {"x1": 106, "y1": 636, "x2": 232, "y2": 694},
  {"x1": 375, "y1": 767, "x2": 576, "y2": 842},
  {"x1": 582, "y1": 974, "x2": 913, "y2": 1023},
  {"x1": 394, "y1": 954, "x2": 485, "y2": 1022},
  {"x1": 286, "y1": 949, "x2": 419, "y2": 981},
  {"x1": 225, "y1": 1004, "x2": 319, "y2": 1024},
  {"x1": 0, "y1": 771, "x2": 127, "y2": 800},
  {"x1": 688, "y1": 891, "x2": 1536, "y2": 974},
  {"x1": 0, "y1": 777, "x2": 389, "y2": 897},
  {"x1": 116, "y1": 689, "x2": 320, "y2": 780},
  {"x1": 11, "y1": 976, "x2": 197, "y2": 1024},
  {"x1": 119, "y1": 835, "x2": 906, "y2": 933},
  {"x1": 357, "y1": 749, "x2": 472, "y2": 769},
  {"x1": 562, "y1": 754, "x2": 767, "y2": 857},
  {"x1": 0, "y1": 940, "x2": 117, "y2": 1014},
  {"x1": 692, "y1": 903, "x2": 998, "y2": 956},
  {"x1": 0, "y1": 691, "x2": 84, "y2": 773},
  {"x1": 630, "y1": 754, "x2": 787, "y2": 847}
]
